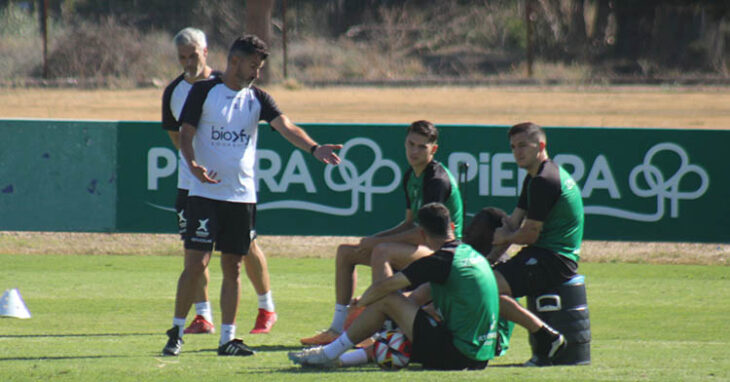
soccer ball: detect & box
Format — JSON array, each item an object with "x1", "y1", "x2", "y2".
[{"x1": 373, "y1": 330, "x2": 411, "y2": 370}]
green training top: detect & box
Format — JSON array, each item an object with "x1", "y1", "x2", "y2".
[
  {"x1": 403, "y1": 160, "x2": 464, "y2": 238},
  {"x1": 518, "y1": 160, "x2": 584, "y2": 262},
  {"x1": 402, "y1": 241, "x2": 500, "y2": 361}
]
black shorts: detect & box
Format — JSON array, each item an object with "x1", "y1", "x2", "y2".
[
  {"x1": 494, "y1": 246, "x2": 577, "y2": 298},
  {"x1": 183, "y1": 196, "x2": 257, "y2": 255},
  {"x1": 411, "y1": 309, "x2": 488, "y2": 370},
  {"x1": 175, "y1": 188, "x2": 189, "y2": 238}
]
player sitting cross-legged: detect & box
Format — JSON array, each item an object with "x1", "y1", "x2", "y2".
[{"x1": 289, "y1": 202, "x2": 499, "y2": 370}]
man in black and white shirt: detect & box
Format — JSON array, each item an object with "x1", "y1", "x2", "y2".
[
  {"x1": 162, "y1": 34, "x2": 341, "y2": 357},
  {"x1": 161, "y1": 27, "x2": 220, "y2": 336}
]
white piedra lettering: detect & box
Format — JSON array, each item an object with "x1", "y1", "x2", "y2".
[
  {"x1": 448, "y1": 152, "x2": 527, "y2": 197},
  {"x1": 448, "y1": 143, "x2": 709, "y2": 222},
  {"x1": 256, "y1": 137, "x2": 401, "y2": 216},
  {"x1": 147, "y1": 147, "x2": 177, "y2": 190},
  {"x1": 255, "y1": 150, "x2": 316, "y2": 193}
]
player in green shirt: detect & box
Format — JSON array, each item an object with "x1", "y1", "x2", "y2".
[
  {"x1": 301, "y1": 120, "x2": 464, "y2": 346},
  {"x1": 289, "y1": 202, "x2": 499, "y2": 370},
  {"x1": 492, "y1": 122, "x2": 584, "y2": 366}
]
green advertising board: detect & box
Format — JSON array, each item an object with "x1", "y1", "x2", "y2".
[
  {"x1": 0, "y1": 119, "x2": 117, "y2": 231},
  {"x1": 1, "y1": 119, "x2": 727, "y2": 242},
  {"x1": 119, "y1": 121, "x2": 728, "y2": 242}
]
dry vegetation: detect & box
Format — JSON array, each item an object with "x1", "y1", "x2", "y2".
[
  {"x1": 0, "y1": 87, "x2": 730, "y2": 129},
  {"x1": 1, "y1": 86, "x2": 729, "y2": 265},
  {"x1": 2, "y1": 86, "x2": 730, "y2": 128},
  {"x1": 0, "y1": 231, "x2": 727, "y2": 266}
]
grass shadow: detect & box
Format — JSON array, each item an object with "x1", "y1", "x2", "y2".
[
  {"x1": 0, "y1": 332, "x2": 159, "y2": 339},
  {"x1": 0, "y1": 355, "x2": 129, "y2": 362}
]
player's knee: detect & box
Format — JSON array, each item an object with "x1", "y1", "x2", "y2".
[
  {"x1": 183, "y1": 260, "x2": 207, "y2": 276},
  {"x1": 370, "y1": 243, "x2": 391, "y2": 266},
  {"x1": 337, "y1": 244, "x2": 367, "y2": 267},
  {"x1": 379, "y1": 293, "x2": 407, "y2": 314},
  {"x1": 336, "y1": 246, "x2": 353, "y2": 268},
  {"x1": 220, "y1": 257, "x2": 242, "y2": 278}
]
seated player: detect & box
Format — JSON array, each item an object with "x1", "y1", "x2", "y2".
[
  {"x1": 462, "y1": 206, "x2": 516, "y2": 357},
  {"x1": 289, "y1": 203, "x2": 499, "y2": 371},
  {"x1": 491, "y1": 122, "x2": 584, "y2": 366},
  {"x1": 300, "y1": 121, "x2": 463, "y2": 346},
  {"x1": 463, "y1": 207, "x2": 510, "y2": 265}
]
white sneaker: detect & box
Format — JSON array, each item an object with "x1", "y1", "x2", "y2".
[{"x1": 288, "y1": 347, "x2": 341, "y2": 368}]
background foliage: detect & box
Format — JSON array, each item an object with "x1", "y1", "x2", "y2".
[{"x1": 1, "y1": 0, "x2": 729, "y2": 85}]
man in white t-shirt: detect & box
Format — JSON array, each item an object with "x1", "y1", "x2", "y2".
[
  {"x1": 162, "y1": 34, "x2": 342, "y2": 357},
  {"x1": 161, "y1": 27, "x2": 281, "y2": 337}
]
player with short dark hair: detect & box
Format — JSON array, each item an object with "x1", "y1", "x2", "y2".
[
  {"x1": 300, "y1": 120, "x2": 464, "y2": 346},
  {"x1": 162, "y1": 34, "x2": 342, "y2": 357},
  {"x1": 162, "y1": 28, "x2": 281, "y2": 337},
  {"x1": 289, "y1": 202, "x2": 499, "y2": 370},
  {"x1": 491, "y1": 121, "x2": 584, "y2": 366}
]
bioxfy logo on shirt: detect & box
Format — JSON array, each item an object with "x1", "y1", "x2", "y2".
[{"x1": 211, "y1": 126, "x2": 251, "y2": 147}]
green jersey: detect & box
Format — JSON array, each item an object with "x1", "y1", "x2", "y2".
[
  {"x1": 518, "y1": 160, "x2": 584, "y2": 262},
  {"x1": 404, "y1": 161, "x2": 463, "y2": 238},
  {"x1": 401, "y1": 241, "x2": 500, "y2": 361}
]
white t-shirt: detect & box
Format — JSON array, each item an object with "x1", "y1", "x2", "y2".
[
  {"x1": 162, "y1": 72, "x2": 220, "y2": 190},
  {"x1": 179, "y1": 78, "x2": 282, "y2": 203}
]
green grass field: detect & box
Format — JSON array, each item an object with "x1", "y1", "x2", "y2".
[{"x1": 0, "y1": 253, "x2": 728, "y2": 381}]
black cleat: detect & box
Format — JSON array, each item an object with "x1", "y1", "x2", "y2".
[
  {"x1": 162, "y1": 326, "x2": 183, "y2": 356},
  {"x1": 546, "y1": 332, "x2": 567, "y2": 359},
  {"x1": 218, "y1": 339, "x2": 255, "y2": 356},
  {"x1": 525, "y1": 326, "x2": 566, "y2": 366}
]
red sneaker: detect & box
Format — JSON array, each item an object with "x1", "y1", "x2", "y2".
[
  {"x1": 250, "y1": 308, "x2": 277, "y2": 334},
  {"x1": 183, "y1": 315, "x2": 215, "y2": 334}
]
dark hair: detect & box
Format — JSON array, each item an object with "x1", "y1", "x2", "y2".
[
  {"x1": 507, "y1": 122, "x2": 546, "y2": 143},
  {"x1": 407, "y1": 120, "x2": 438, "y2": 143},
  {"x1": 417, "y1": 202, "x2": 451, "y2": 238},
  {"x1": 463, "y1": 207, "x2": 508, "y2": 257},
  {"x1": 229, "y1": 34, "x2": 269, "y2": 60}
]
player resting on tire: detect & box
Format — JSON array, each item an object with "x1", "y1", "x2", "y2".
[{"x1": 491, "y1": 122, "x2": 584, "y2": 366}]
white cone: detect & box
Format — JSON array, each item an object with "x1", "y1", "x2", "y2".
[{"x1": 0, "y1": 288, "x2": 31, "y2": 319}]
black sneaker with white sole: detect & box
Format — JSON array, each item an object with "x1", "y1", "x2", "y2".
[
  {"x1": 525, "y1": 326, "x2": 567, "y2": 366},
  {"x1": 218, "y1": 339, "x2": 255, "y2": 356},
  {"x1": 162, "y1": 326, "x2": 183, "y2": 356}
]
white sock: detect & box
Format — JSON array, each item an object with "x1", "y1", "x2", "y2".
[
  {"x1": 323, "y1": 332, "x2": 354, "y2": 360},
  {"x1": 220, "y1": 324, "x2": 236, "y2": 346},
  {"x1": 195, "y1": 301, "x2": 213, "y2": 324},
  {"x1": 173, "y1": 317, "x2": 186, "y2": 338},
  {"x1": 330, "y1": 304, "x2": 348, "y2": 333},
  {"x1": 257, "y1": 291, "x2": 275, "y2": 312},
  {"x1": 339, "y1": 348, "x2": 369, "y2": 366}
]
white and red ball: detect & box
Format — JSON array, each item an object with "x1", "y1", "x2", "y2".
[{"x1": 373, "y1": 330, "x2": 412, "y2": 370}]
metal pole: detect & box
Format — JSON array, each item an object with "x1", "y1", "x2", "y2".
[
  {"x1": 458, "y1": 162, "x2": 469, "y2": 224},
  {"x1": 41, "y1": 0, "x2": 49, "y2": 79},
  {"x1": 525, "y1": 0, "x2": 534, "y2": 78},
  {"x1": 282, "y1": 0, "x2": 288, "y2": 79}
]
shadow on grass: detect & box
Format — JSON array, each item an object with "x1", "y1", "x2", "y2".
[
  {"x1": 164, "y1": 344, "x2": 306, "y2": 355},
  {"x1": 0, "y1": 332, "x2": 159, "y2": 339},
  {"x1": 253, "y1": 345, "x2": 306, "y2": 351},
  {"x1": 0, "y1": 355, "x2": 129, "y2": 362},
  {"x1": 489, "y1": 363, "x2": 528, "y2": 368},
  {"x1": 248, "y1": 366, "x2": 384, "y2": 374}
]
